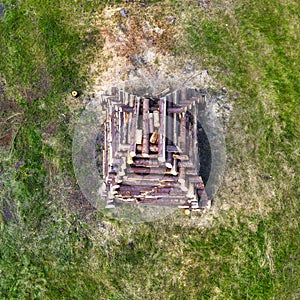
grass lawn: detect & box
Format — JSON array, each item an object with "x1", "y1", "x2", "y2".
[{"x1": 0, "y1": 0, "x2": 299, "y2": 299}]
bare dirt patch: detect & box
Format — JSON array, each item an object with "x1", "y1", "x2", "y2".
[{"x1": 90, "y1": 3, "x2": 211, "y2": 96}]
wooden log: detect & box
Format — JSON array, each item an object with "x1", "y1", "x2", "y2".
[
  {"x1": 136, "y1": 144, "x2": 177, "y2": 153},
  {"x1": 153, "y1": 110, "x2": 160, "y2": 128},
  {"x1": 149, "y1": 113, "x2": 154, "y2": 133},
  {"x1": 186, "y1": 182, "x2": 195, "y2": 198},
  {"x1": 167, "y1": 106, "x2": 186, "y2": 113},
  {"x1": 178, "y1": 166, "x2": 186, "y2": 184},
  {"x1": 136, "y1": 129, "x2": 143, "y2": 145},
  {"x1": 121, "y1": 179, "x2": 158, "y2": 186},
  {"x1": 112, "y1": 110, "x2": 119, "y2": 155},
  {"x1": 103, "y1": 120, "x2": 109, "y2": 177},
  {"x1": 179, "y1": 112, "x2": 187, "y2": 154},
  {"x1": 173, "y1": 90, "x2": 179, "y2": 146},
  {"x1": 181, "y1": 88, "x2": 187, "y2": 103},
  {"x1": 166, "y1": 152, "x2": 173, "y2": 169},
  {"x1": 170, "y1": 157, "x2": 178, "y2": 176},
  {"x1": 132, "y1": 158, "x2": 161, "y2": 167},
  {"x1": 186, "y1": 113, "x2": 193, "y2": 162},
  {"x1": 142, "y1": 98, "x2": 150, "y2": 156},
  {"x1": 119, "y1": 144, "x2": 130, "y2": 152},
  {"x1": 129, "y1": 97, "x2": 140, "y2": 157},
  {"x1": 119, "y1": 110, "x2": 124, "y2": 145},
  {"x1": 149, "y1": 105, "x2": 159, "y2": 112},
  {"x1": 127, "y1": 111, "x2": 133, "y2": 144},
  {"x1": 187, "y1": 175, "x2": 202, "y2": 184},
  {"x1": 166, "y1": 145, "x2": 179, "y2": 152},
  {"x1": 173, "y1": 154, "x2": 189, "y2": 161},
  {"x1": 158, "y1": 97, "x2": 166, "y2": 162},
  {"x1": 197, "y1": 188, "x2": 210, "y2": 208},
  {"x1": 127, "y1": 154, "x2": 133, "y2": 165},
  {"x1": 195, "y1": 181, "x2": 205, "y2": 190},
  {"x1": 150, "y1": 131, "x2": 158, "y2": 144},
  {"x1": 111, "y1": 87, "x2": 117, "y2": 95},
  {"x1": 118, "y1": 185, "x2": 153, "y2": 192},
  {"x1": 124, "y1": 173, "x2": 177, "y2": 182},
  {"x1": 129, "y1": 94, "x2": 135, "y2": 107},
  {"x1": 118, "y1": 105, "x2": 134, "y2": 113},
  {"x1": 108, "y1": 106, "x2": 114, "y2": 171},
  {"x1": 135, "y1": 153, "x2": 158, "y2": 159},
  {"x1": 137, "y1": 144, "x2": 158, "y2": 152},
  {"x1": 166, "y1": 95, "x2": 173, "y2": 168},
  {"x1": 127, "y1": 166, "x2": 151, "y2": 174},
  {"x1": 193, "y1": 104, "x2": 198, "y2": 169},
  {"x1": 180, "y1": 183, "x2": 188, "y2": 192},
  {"x1": 119, "y1": 89, "x2": 124, "y2": 103},
  {"x1": 124, "y1": 92, "x2": 129, "y2": 105}
]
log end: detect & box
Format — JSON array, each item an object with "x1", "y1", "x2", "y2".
[
  {"x1": 129, "y1": 151, "x2": 136, "y2": 158},
  {"x1": 158, "y1": 156, "x2": 166, "y2": 162},
  {"x1": 165, "y1": 162, "x2": 173, "y2": 169}
]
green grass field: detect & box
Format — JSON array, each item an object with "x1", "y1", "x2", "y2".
[{"x1": 0, "y1": 0, "x2": 299, "y2": 299}]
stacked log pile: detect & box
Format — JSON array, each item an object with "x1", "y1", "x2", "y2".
[{"x1": 101, "y1": 87, "x2": 210, "y2": 211}]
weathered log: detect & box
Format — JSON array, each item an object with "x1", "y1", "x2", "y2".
[
  {"x1": 158, "y1": 97, "x2": 166, "y2": 162},
  {"x1": 129, "y1": 97, "x2": 140, "y2": 157},
  {"x1": 137, "y1": 144, "x2": 158, "y2": 152},
  {"x1": 173, "y1": 154, "x2": 189, "y2": 161},
  {"x1": 167, "y1": 106, "x2": 186, "y2": 113},
  {"x1": 149, "y1": 113, "x2": 154, "y2": 133},
  {"x1": 119, "y1": 144, "x2": 130, "y2": 152},
  {"x1": 136, "y1": 129, "x2": 143, "y2": 145},
  {"x1": 118, "y1": 105, "x2": 134, "y2": 113},
  {"x1": 150, "y1": 131, "x2": 158, "y2": 144},
  {"x1": 166, "y1": 95, "x2": 174, "y2": 168},
  {"x1": 127, "y1": 111, "x2": 133, "y2": 144},
  {"x1": 118, "y1": 110, "x2": 124, "y2": 145},
  {"x1": 124, "y1": 92, "x2": 129, "y2": 105},
  {"x1": 170, "y1": 157, "x2": 178, "y2": 176},
  {"x1": 180, "y1": 183, "x2": 188, "y2": 192},
  {"x1": 181, "y1": 88, "x2": 187, "y2": 103},
  {"x1": 186, "y1": 182, "x2": 195, "y2": 198},
  {"x1": 153, "y1": 110, "x2": 160, "y2": 128},
  {"x1": 179, "y1": 112, "x2": 187, "y2": 153},
  {"x1": 131, "y1": 158, "x2": 161, "y2": 167},
  {"x1": 178, "y1": 166, "x2": 186, "y2": 184},
  {"x1": 119, "y1": 89, "x2": 124, "y2": 103},
  {"x1": 124, "y1": 173, "x2": 177, "y2": 182},
  {"x1": 129, "y1": 94, "x2": 135, "y2": 107},
  {"x1": 142, "y1": 98, "x2": 150, "y2": 156},
  {"x1": 193, "y1": 104, "x2": 198, "y2": 168},
  {"x1": 111, "y1": 87, "x2": 117, "y2": 95}
]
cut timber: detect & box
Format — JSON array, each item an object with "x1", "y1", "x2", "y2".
[
  {"x1": 158, "y1": 97, "x2": 166, "y2": 162},
  {"x1": 170, "y1": 158, "x2": 178, "y2": 176},
  {"x1": 131, "y1": 158, "x2": 161, "y2": 167},
  {"x1": 149, "y1": 113, "x2": 154, "y2": 133},
  {"x1": 142, "y1": 98, "x2": 150, "y2": 155},
  {"x1": 136, "y1": 129, "x2": 142, "y2": 145},
  {"x1": 150, "y1": 131, "x2": 158, "y2": 144},
  {"x1": 118, "y1": 105, "x2": 134, "y2": 113},
  {"x1": 153, "y1": 110, "x2": 160, "y2": 128},
  {"x1": 179, "y1": 112, "x2": 187, "y2": 154},
  {"x1": 168, "y1": 106, "x2": 186, "y2": 113},
  {"x1": 178, "y1": 166, "x2": 186, "y2": 184},
  {"x1": 166, "y1": 95, "x2": 173, "y2": 169},
  {"x1": 137, "y1": 144, "x2": 158, "y2": 153},
  {"x1": 129, "y1": 97, "x2": 140, "y2": 157},
  {"x1": 173, "y1": 154, "x2": 189, "y2": 161}
]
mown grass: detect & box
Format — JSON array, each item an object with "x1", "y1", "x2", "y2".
[{"x1": 0, "y1": 0, "x2": 299, "y2": 299}]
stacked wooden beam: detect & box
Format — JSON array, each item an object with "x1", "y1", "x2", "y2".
[{"x1": 101, "y1": 87, "x2": 210, "y2": 210}]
